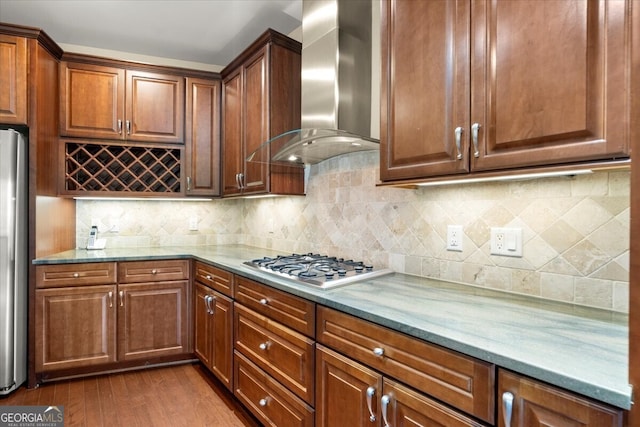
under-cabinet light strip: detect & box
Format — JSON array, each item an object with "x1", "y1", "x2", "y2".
[
  {"x1": 416, "y1": 169, "x2": 594, "y2": 187},
  {"x1": 73, "y1": 197, "x2": 213, "y2": 201}
]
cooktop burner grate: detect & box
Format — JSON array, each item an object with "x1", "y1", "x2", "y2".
[{"x1": 243, "y1": 253, "x2": 393, "y2": 289}]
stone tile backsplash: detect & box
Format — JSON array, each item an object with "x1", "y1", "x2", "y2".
[{"x1": 77, "y1": 151, "x2": 630, "y2": 312}]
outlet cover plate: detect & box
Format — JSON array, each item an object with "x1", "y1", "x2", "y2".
[
  {"x1": 446, "y1": 225, "x2": 463, "y2": 252},
  {"x1": 490, "y1": 227, "x2": 523, "y2": 257}
]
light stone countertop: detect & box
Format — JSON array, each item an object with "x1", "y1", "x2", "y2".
[{"x1": 33, "y1": 244, "x2": 631, "y2": 410}]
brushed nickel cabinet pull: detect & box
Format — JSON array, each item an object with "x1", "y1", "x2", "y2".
[
  {"x1": 366, "y1": 386, "x2": 376, "y2": 422},
  {"x1": 454, "y1": 126, "x2": 463, "y2": 160},
  {"x1": 471, "y1": 123, "x2": 481, "y2": 158},
  {"x1": 117, "y1": 119, "x2": 122, "y2": 134},
  {"x1": 186, "y1": 176, "x2": 192, "y2": 191},
  {"x1": 119, "y1": 290, "x2": 124, "y2": 307},
  {"x1": 126, "y1": 120, "x2": 131, "y2": 135},
  {"x1": 381, "y1": 395, "x2": 391, "y2": 427},
  {"x1": 502, "y1": 391, "x2": 514, "y2": 427},
  {"x1": 108, "y1": 291, "x2": 113, "y2": 308}
]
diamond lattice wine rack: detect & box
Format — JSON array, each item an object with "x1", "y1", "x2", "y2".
[{"x1": 62, "y1": 141, "x2": 183, "y2": 196}]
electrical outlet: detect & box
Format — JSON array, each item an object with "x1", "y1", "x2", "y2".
[
  {"x1": 490, "y1": 227, "x2": 523, "y2": 257},
  {"x1": 188, "y1": 215, "x2": 198, "y2": 231},
  {"x1": 446, "y1": 225, "x2": 463, "y2": 252}
]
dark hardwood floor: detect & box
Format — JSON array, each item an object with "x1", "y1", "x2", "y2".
[{"x1": 0, "y1": 363, "x2": 260, "y2": 427}]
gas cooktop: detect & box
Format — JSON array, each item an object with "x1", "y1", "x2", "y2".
[{"x1": 243, "y1": 253, "x2": 393, "y2": 289}]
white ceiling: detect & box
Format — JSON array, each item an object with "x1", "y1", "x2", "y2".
[{"x1": 0, "y1": 0, "x2": 302, "y2": 68}]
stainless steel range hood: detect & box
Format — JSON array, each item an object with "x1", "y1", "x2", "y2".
[{"x1": 248, "y1": 0, "x2": 378, "y2": 166}]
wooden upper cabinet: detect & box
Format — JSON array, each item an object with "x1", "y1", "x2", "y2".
[
  {"x1": 381, "y1": 0, "x2": 470, "y2": 180},
  {"x1": 125, "y1": 70, "x2": 184, "y2": 143},
  {"x1": 185, "y1": 77, "x2": 221, "y2": 196},
  {"x1": 498, "y1": 369, "x2": 624, "y2": 427},
  {"x1": 381, "y1": 0, "x2": 633, "y2": 182},
  {"x1": 60, "y1": 61, "x2": 184, "y2": 143},
  {"x1": 221, "y1": 29, "x2": 304, "y2": 197},
  {"x1": 0, "y1": 34, "x2": 28, "y2": 125}
]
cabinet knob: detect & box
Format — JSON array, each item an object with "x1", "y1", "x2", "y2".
[
  {"x1": 205, "y1": 275, "x2": 212, "y2": 280},
  {"x1": 151, "y1": 269, "x2": 157, "y2": 275},
  {"x1": 258, "y1": 397, "x2": 269, "y2": 407},
  {"x1": 372, "y1": 347, "x2": 385, "y2": 357},
  {"x1": 73, "y1": 273, "x2": 79, "y2": 278},
  {"x1": 259, "y1": 298, "x2": 268, "y2": 305},
  {"x1": 259, "y1": 341, "x2": 271, "y2": 351}
]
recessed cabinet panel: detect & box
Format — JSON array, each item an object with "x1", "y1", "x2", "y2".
[
  {"x1": 60, "y1": 63, "x2": 124, "y2": 139},
  {"x1": 381, "y1": 0, "x2": 470, "y2": 180},
  {"x1": 126, "y1": 70, "x2": 184, "y2": 143},
  {"x1": 471, "y1": 0, "x2": 629, "y2": 171},
  {"x1": 35, "y1": 285, "x2": 117, "y2": 371},
  {"x1": 0, "y1": 34, "x2": 28, "y2": 124},
  {"x1": 118, "y1": 281, "x2": 189, "y2": 361}
]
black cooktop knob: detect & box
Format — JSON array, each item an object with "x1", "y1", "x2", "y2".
[
  {"x1": 325, "y1": 272, "x2": 335, "y2": 280},
  {"x1": 355, "y1": 265, "x2": 364, "y2": 273},
  {"x1": 365, "y1": 265, "x2": 373, "y2": 271},
  {"x1": 337, "y1": 269, "x2": 347, "y2": 276}
]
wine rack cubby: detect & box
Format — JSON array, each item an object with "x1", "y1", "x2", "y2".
[{"x1": 62, "y1": 141, "x2": 182, "y2": 196}]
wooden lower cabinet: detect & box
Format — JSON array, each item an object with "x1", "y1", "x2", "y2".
[
  {"x1": 498, "y1": 369, "x2": 624, "y2": 427},
  {"x1": 118, "y1": 280, "x2": 189, "y2": 361},
  {"x1": 194, "y1": 282, "x2": 233, "y2": 390},
  {"x1": 316, "y1": 345, "x2": 484, "y2": 427},
  {"x1": 35, "y1": 285, "x2": 117, "y2": 371},
  {"x1": 234, "y1": 351, "x2": 314, "y2": 427}
]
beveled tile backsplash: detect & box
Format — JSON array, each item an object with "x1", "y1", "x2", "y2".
[{"x1": 77, "y1": 152, "x2": 630, "y2": 312}]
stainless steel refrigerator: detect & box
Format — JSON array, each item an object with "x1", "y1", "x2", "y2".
[{"x1": 0, "y1": 128, "x2": 27, "y2": 395}]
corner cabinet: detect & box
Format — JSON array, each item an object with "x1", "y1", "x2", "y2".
[
  {"x1": 60, "y1": 61, "x2": 185, "y2": 143},
  {"x1": 0, "y1": 34, "x2": 28, "y2": 124},
  {"x1": 498, "y1": 369, "x2": 624, "y2": 427},
  {"x1": 221, "y1": 29, "x2": 305, "y2": 197},
  {"x1": 380, "y1": 0, "x2": 633, "y2": 183}
]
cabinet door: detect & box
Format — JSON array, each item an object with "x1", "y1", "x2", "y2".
[
  {"x1": 125, "y1": 70, "x2": 184, "y2": 143},
  {"x1": 471, "y1": 0, "x2": 630, "y2": 171},
  {"x1": 194, "y1": 283, "x2": 234, "y2": 390},
  {"x1": 118, "y1": 280, "x2": 189, "y2": 361},
  {"x1": 498, "y1": 370, "x2": 623, "y2": 427},
  {"x1": 185, "y1": 77, "x2": 221, "y2": 196},
  {"x1": 316, "y1": 345, "x2": 382, "y2": 427},
  {"x1": 382, "y1": 378, "x2": 485, "y2": 427},
  {"x1": 222, "y1": 69, "x2": 243, "y2": 196},
  {"x1": 0, "y1": 35, "x2": 27, "y2": 124},
  {"x1": 60, "y1": 62, "x2": 125, "y2": 139},
  {"x1": 242, "y1": 47, "x2": 269, "y2": 195},
  {"x1": 380, "y1": 0, "x2": 470, "y2": 181},
  {"x1": 35, "y1": 285, "x2": 117, "y2": 372}
]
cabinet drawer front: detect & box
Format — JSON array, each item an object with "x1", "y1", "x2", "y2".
[
  {"x1": 36, "y1": 263, "x2": 117, "y2": 288},
  {"x1": 498, "y1": 369, "x2": 624, "y2": 427},
  {"x1": 235, "y1": 304, "x2": 315, "y2": 404},
  {"x1": 317, "y1": 306, "x2": 495, "y2": 424},
  {"x1": 234, "y1": 276, "x2": 315, "y2": 337},
  {"x1": 194, "y1": 261, "x2": 234, "y2": 297},
  {"x1": 118, "y1": 259, "x2": 189, "y2": 283},
  {"x1": 383, "y1": 378, "x2": 485, "y2": 427},
  {"x1": 234, "y1": 351, "x2": 314, "y2": 427}
]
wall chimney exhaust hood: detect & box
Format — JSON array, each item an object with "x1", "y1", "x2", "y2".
[{"x1": 247, "y1": 0, "x2": 378, "y2": 166}]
